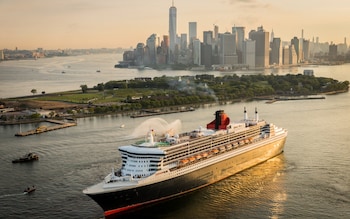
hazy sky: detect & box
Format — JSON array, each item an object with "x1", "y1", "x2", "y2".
[{"x1": 1, "y1": 0, "x2": 348, "y2": 50}]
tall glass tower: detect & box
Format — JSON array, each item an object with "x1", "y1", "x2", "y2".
[{"x1": 169, "y1": 2, "x2": 177, "y2": 55}]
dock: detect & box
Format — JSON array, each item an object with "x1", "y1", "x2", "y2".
[
  {"x1": 265, "y1": 95, "x2": 325, "y2": 104},
  {"x1": 15, "y1": 119, "x2": 77, "y2": 137}
]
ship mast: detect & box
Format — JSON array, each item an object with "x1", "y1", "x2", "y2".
[
  {"x1": 244, "y1": 107, "x2": 248, "y2": 121},
  {"x1": 255, "y1": 107, "x2": 259, "y2": 122}
]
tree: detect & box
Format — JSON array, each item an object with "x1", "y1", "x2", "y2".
[
  {"x1": 31, "y1": 89, "x2": 37, "y2": 95},
  {"x1": 80, "y1": 85, "x2": 88, "y2": 93}
]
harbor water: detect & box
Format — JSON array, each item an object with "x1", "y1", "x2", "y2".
[{"x1": 0, "y1": 54, "x2": 349, "y2": 218}]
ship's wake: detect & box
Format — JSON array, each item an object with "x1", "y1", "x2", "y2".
[{"x1": 131, "y1": 118, "x2": 182, "y2": 138}]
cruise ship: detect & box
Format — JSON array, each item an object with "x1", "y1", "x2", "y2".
[{"x1": 83, "y1": 108, "x2": 287, "y2": 217}]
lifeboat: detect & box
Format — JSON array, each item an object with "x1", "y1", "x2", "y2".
[
  {"x1": 219, "y1": 146, "x2": 226, "y2": 152},
  {"x1": 195, "y1": 155, "x2": 202, "y2": 160},
  {"x1": 180, "y1": 159, "x2": 189, "y2": 165},
  {"x1": 212, "y1": 149, "x2": 219, "y2": 154},
  {"x1": 189, "y1": 157, "x2": 196, "y2": 162},
  {"x1": 226, "y1": 144, "x2": 232, "y2": 150},
  {"x1": 201, "y1": 152, "x2": 208, "y2": 158}
]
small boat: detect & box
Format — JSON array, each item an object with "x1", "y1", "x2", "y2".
[
  {"x1": 120, "y1": 124, "x2": 125, "y2": 128},
  {"x1": 12, "y1": 152, "x2": 39, "y2": 163},
  {"x1": 24, "y1": 186, "x2": 36, "y2": 194}
]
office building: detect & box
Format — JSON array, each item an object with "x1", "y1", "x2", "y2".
[
  {"x1": 243, "y1": 39, "x2": 255, "y2": 68},
  {"x1": 180, "y1": 33, "x2": 187, "y2": 51},
  {"x1": 291, "y1": 36, "x2": 303, "y2": 63},
  {"x1": 203, "y1": 31, "x2": 213, "y2": 46},
  {"x1": 145, "y1": 34, "x2": 157, "y2": 65},
  {"x1": 201, "y1": 43, "x2": 212, "y2": 68},
  {"x1": 192, "y1": 39, "x2": 201, "y2": 65},
  {"x1": 282, "y1": 47, "x2": 290, "y2": 65},
  {"x1": 270, "y1": 38, "x2": 281, "y2": 65},
  {"x1": 189, "y1": 22, "x2": 197, "y2": 46},
  {"x1": 249, "y1": 26, "x2": 269, "y2": 68},
  {"x1": 303, "y1": 39, "x2": 310, "y2": 61},
  {"x1": 219, "y1": 32, "x2": 237, "y2": 65},
  {"x1": 289, "y1": 45, "x2": 298, "y2": 65},
  {"x1": 135, "y1": 43, "x2": 145, "y2": 66},
  {"x1": 233, "y1": 26, "x2": 245, "y2": 64},
  {"x1": 169, "y1": 3, "x2": 177, "y2": 59},
  {"x1": 234, "y1": 27, "x2": 245, "y2": 52},
  {"x1": 329, "y1": 44, "x2": 337, "y2": 61}
]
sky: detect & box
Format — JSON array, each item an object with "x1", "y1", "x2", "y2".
[{"x1": 0, "y1": 0, "x2": 349, "y2": 50}]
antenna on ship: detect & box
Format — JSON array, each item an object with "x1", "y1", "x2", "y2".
[
  {"x1": 255, "y1": 107, "x2": 259, "y2": 122},
  {"x1": 244, "y1": 107, "x2": 248, "y2": 121}
]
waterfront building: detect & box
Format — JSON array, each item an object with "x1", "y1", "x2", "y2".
[
  {"x1": 337, "y1": 37, "x2": 348, "y2": 55},
  {"x1": 0, "y1": 50, "x2": 4, "y2": 60},
  {"x1": 289, "y1": 45, "x2": 298, "y2": 65},
  {"x1": 282, "y1": 46, "x2": 290, "y2": 65},
  {"x1": 249, "y1": 26, "x2": 269, "y2": 68},
  {"x1": 135, "y1": 43, "x2": 145, "y2": 66},
  {"x1": 329, "y1": 44, "x2": 337, "y2": 61},
  {"x1": 145, "y1": 34, "x2": 157, "y2": 65},
  {"x1": 218, "y1": 32, "x2": 238, "y2": 66},
  {"x1": 243, "y1": 39, "x2": 255, "y2": 68}
]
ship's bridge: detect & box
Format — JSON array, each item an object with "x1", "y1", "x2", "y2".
[{"x1": 119, "y1": 145, "x2": 165, "y2": 178}]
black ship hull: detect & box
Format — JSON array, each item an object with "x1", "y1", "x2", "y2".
[{"x1": 87, "y1": 136, "x2": 286, "y2": 216}]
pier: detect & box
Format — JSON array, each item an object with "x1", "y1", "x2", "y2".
[
  {"x1": 263, "y1": 95, "x2": 326, "y2": 104},
  {"x1": 130, "y1": 107, "x2": 195, "y2": 118},
  {"x1": 15, "y1": 119, "x2": 77, "y2": 137}
]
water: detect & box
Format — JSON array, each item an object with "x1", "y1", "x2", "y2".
[{"x1": 0, "y1": 55, "x2": 350, "y2": 218}]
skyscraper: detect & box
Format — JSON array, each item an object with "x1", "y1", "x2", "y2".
[
  {"x1": 180, "y1": 33, "x2": 187, "y2": 51},
  {"x1": 203, "y1": 31, "x2": 213, "y2": 46},
  {"x1": 192, "y1": 39, "x2": 201, "y2": 65},
  {"x1": 243, "y1": 39, "x2": 255, "y2": 68},
  {"x1": 219, "y1": 32, "x2": 237, "y2": 65},
  {"x1": 291, "y1": 36, "x2": 303, "y2": 63},
  {"x1": 270, "y1": 38, "x2": 281, "y2": 65},
  {"x1": 233, "y1": 26, "x2": 245, "y2": 64},
  {"x1": 146, "y1": 34, "x2": 157, "y2": 65},
  {"x1": 249, "y1": 26, "x2": 269, "y2": 68},
  {"x1": 233, "y1": 26, "x2": 245, "y2": 52},
  {"x1": 169, "y1": 2, "x2": 177, "y2": 57},
  {"x1": 189, "y1": 22, "x2": 197, "y2": 46}
]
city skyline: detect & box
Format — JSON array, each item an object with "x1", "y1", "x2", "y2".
[{"x1": 1, "y1": 0, "x2": 349, "y2": 50}]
